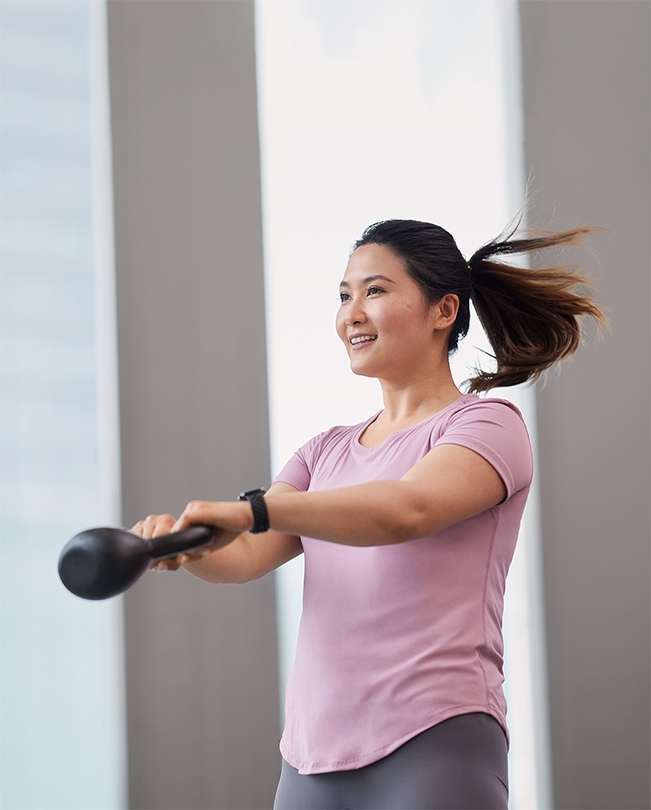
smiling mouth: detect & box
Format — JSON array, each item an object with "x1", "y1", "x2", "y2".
[{"x1": 350, "y1": 335, "x2": 377, "y2": 345}]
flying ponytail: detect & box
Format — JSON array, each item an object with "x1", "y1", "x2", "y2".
[
  {"x1": 466, "y1": 226, "x2": 608, "y2": 392},
  {"x1": 353, "y1": 218, "x2": 608, "y2": 393}
]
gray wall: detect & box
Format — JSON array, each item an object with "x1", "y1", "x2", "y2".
[
  {"x1": 107, "y1": 2, "x2": 280, "y2": 808},
  {"x1": 520, "y1": 2, "x2": 650, "y2": 808}
]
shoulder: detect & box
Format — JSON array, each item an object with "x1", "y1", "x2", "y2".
[
  {"x1": 274, "y1": 414, "x2": 379, "y2": 489},
  {"x1": 434, "y1": 394, "x2": 533, "y2": 495},
  {"x1": 297, "y1": 412, "x2": 380, "y2": 464},
  {"x1": 443, "y1": 394, "x2": 529, "y2": 432}
]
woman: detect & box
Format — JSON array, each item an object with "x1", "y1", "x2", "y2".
[{"x1": 133, "y1": 219, "x2": 606, "y2": 810}]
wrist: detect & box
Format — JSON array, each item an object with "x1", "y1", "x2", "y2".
[{"x1": 238, "y1": 488, "x2": 270, "y2": 533}]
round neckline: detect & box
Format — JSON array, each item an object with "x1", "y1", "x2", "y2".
[{"x1": 353, "y1": 393, "x2": 476, "y2": 450}]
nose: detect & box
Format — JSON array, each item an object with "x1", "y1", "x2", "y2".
[{"x1": 345, "y1": 294, "x2": 367, "y2": 326}]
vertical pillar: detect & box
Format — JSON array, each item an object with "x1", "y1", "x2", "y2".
[
  {"x1": 519, "y1": 3, "x2": 650, "y2": 808},
  {"x1": 107, "y1": 2, "x2": 280, "y2": 807}
]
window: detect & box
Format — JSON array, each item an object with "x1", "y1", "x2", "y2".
[{"x1": 256, "y1": 2, "x2": 551, "y2": 806}]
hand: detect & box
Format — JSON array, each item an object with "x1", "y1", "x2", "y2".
[
  {"x1": 171, "y1": 500, "x2": 253, "y2": 537},
  {"x1": 130, "y1": 513, "x2": 213, "y2": 572}
]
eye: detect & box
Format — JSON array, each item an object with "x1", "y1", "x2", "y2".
[
  {"x1": 339, "y1": 291, "x2": 351, "y2": 302},
  {"x1": 367, "y1": 286, "x2": 384, "y2": 296}
]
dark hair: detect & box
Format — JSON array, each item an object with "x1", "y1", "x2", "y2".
[{"x1": 353, "y1": 218, "x2": 607, "y2": 393}]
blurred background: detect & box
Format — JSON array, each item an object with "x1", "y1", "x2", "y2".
[{"x1": 0, "y1": 2, "x2": 648, "y2": 809}]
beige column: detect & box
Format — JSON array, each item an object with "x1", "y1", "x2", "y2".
[{"x1": 108, "y1": 2, "x2": 280, "y2": 807}]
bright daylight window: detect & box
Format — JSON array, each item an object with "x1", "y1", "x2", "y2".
[{"x1": 256, "y1": 2, "x2": 551, "y2": 807}]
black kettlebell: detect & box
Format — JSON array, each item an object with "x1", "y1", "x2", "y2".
[{"x1": 58, "y1": 525, "x2": 214, "y2": 600}]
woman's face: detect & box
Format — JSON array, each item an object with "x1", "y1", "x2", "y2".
[{"x1": 336, "y1": 244, "x2": 450, "y2": 382}]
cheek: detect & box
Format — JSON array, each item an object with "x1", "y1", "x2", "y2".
[
  {"x1": 382, "y1": 310, "x2": 422, "y2": 343},
  {"x1": 335, "y1": 310, "x2": 347, "y2": 343}
]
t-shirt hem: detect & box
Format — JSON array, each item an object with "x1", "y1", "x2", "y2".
[{"x1": 281, "y1": 705, "x2": 508, "y2": 775}]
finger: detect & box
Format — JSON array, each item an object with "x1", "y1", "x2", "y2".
[
  {"x1": 171, "y1": 500, "x2": 213, "y2": 534},
  {"x1": 178, "y1": 549, "x2": 211, "y2": 565},
  {"x1": 170, "y1": 513, "x2": 191, "y2": 535},
  {"x1": 141, "y1": 515, "x2": 158, "y2": 539},
  {"x1": 131, "y1": 520, "x2": 144, "y2": 536},
  {"x1": 151, "y1": 514, "x2": 176, "y2": 539},
  {"x1": 152, "y1": 558, "x2": 181, "y2": 572},
  {"x1": 173, "y1": 500, "x2": 246, "y2": 534}
]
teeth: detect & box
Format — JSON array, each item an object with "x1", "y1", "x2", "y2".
[{"x1": 350, "y1": 335, "x2": 377, "y2": 344}]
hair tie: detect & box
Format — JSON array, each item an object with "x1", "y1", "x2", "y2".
[{"x1": 466, "y1": 262, "x2": 475, "y2": 297}]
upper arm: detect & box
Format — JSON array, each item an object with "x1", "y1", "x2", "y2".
[
  {"x1": 399, "y1": 443, "x2": 508, "y2": 537},
  {"x1": 397, "y1": 400, "x2": 533, "y2": 538}
]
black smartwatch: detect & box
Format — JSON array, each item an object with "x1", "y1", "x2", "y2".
[{"x1": 238, "y1": 488, "x2": 269, "y2": 534}]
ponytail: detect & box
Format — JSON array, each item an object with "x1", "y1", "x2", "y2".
[{"x1": 467, "y1": 226, "x2": 608, "y2": 392}]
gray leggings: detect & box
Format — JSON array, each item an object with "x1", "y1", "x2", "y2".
[{"x1": 274, "y1": 713, "x2": 508, "y2": 810}]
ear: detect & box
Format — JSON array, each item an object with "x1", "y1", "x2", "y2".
[{"x1": 432, "y1": 294, "x2": 459, "y2": 330}]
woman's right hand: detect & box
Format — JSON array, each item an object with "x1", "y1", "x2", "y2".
[{"x1": 130, "y1": 513, "x2": 211, "y2": 572}]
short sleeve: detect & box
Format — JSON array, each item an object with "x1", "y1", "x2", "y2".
[
  {"x1": 273, "y1": 423, "x2": 360, "y2": 492},
  {"x1": 433, "y1": 398, "x2": 533, "y2": 497},
  {"x1": 274, "y1": 446, "x2": 311, "y2": 492}
]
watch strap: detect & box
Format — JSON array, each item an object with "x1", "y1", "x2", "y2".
[{"x1": 238, "y1": 488, "x2": 269, "y2": 534}]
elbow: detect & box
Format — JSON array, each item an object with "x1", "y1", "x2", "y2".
[
  {"x1": 385, "y1": 486, "x2": 437, "y2": 542},
  {"x1": 383, "y1": 514, "x2": 428, "y2": 545},
  {"x1": 393, "y1": 516, "x2": 431, "y2": 543}
]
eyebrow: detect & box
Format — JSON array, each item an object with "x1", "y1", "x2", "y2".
[{"x1": 339, "y1": 274, "x2": 397, "y2": 288}]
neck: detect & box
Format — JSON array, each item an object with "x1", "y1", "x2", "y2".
[{"x1": 376, "y1": 362, "x2": 463, "y2": 425}]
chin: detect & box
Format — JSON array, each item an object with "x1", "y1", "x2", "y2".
[{"x1": 349, "y1": 363, "x2": 377, "y2": 379}]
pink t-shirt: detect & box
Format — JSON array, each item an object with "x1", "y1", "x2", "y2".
[{"x1": 274, "y1": 394, "x2": 533, "y2": 775}]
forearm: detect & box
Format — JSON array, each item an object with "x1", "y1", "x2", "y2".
[
  {"x1": 264, "y1": 480, "x2": 428, "y2": 546},
  {"x1": 181, "y1": 529, "x2": 303, "y2": 584},
  {"x1": 175, "y1": 481, "x2": 421, "y2": 553},
  {"x1": 146, "y1": 437, "x2": 505, "y2": 572},
  {"x1": 262, "y1": 444, "x2": 506, "y2": 544},
  {"x1": 174, "y1": 445, "x2": 506, "y2": 550},
  {"x1": 180, "y1": 530, "x2": 251, "y2": 584}
]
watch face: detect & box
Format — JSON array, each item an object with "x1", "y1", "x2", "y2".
[{"x1": 239, "y1": 488, "x2": 266, "y2": 504}]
